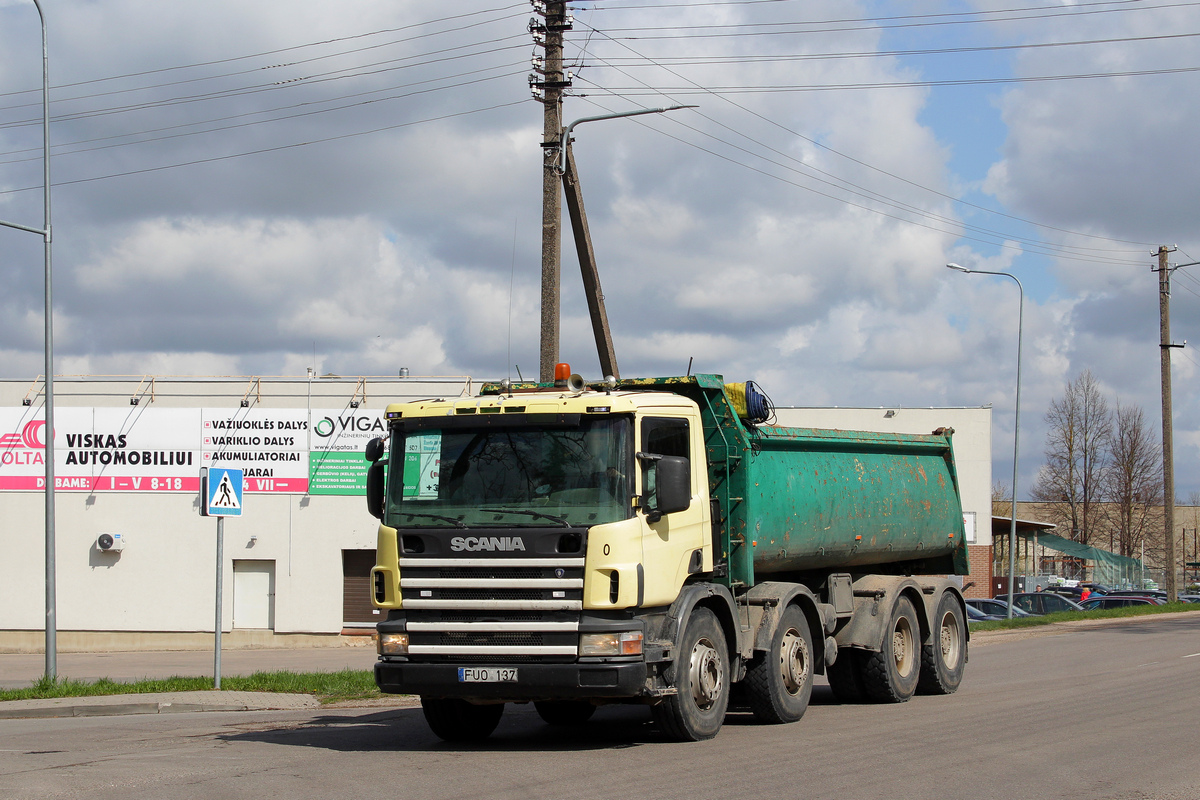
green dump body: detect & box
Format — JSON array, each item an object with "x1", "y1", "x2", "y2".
[{"x1": 619, "y1": 374, "x2": 969, "y2": 588}]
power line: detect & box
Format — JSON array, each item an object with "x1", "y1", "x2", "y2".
[
  {"x1": 587, "y1": 1, "x2": 1200, "y2": 39},
  {"x1": 0, "y1": 99, "x2": 527, "y2": 197},
  {"x1": 0, "y1": 3, "x2": 527, "y2": 102},
  {"x1": 570, "y1": 20, "x2": 1159, "y2": 252},
  {"x1": 0, "y1": 67, "x2": 529, "y2": 167},
  {"x1": 585, "y1": 66, "x2": 1200, "y2": 94},
  {"x1": 571, "y1": 31, "x2": 1200, "y2": 69},
  {"x1": 0, "y1": 35, "x2": 529, "y2": 130}
]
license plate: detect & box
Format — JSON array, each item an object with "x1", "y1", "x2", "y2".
[{"x1": 458, "y1": 667, "x2": 518, "y2": 683}]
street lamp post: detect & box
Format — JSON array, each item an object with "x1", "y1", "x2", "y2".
[
  {"x1": 947, "y1": 263, "x2": 1024, "y2": 619},
  {"x1": 0, "y1": 0, "x2": 55, "y2": 678}
]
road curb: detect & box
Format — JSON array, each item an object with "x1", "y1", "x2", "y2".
[{"x1": 0, "y1": 691, "x2": 322, "y2": 720}]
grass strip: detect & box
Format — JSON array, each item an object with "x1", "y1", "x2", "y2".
[
  {"x1": 969, "y1": 600, "x2": 1200, "y2": 632},
  {"x1": 0, "y1": 668, "x2": 380, "y2": 704}
]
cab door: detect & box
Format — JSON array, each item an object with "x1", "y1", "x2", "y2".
[{"x1": 638, "y1": 414, "x2": 707, "y2": 606}]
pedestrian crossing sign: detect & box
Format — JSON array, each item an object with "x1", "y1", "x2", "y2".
[{"x1": 202, "y1": 467, "x2": 243, "y2": 517}]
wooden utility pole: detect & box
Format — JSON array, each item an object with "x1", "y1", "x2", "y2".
[
  {"x1": 532, "y1": 2, "x2": 571, "y2": 383},
  {"x1": 562, "y1": 142, "x2": 618, "y2": 379},
  {"x1": 1157, "y1": 244, "x2": 1180, "y2": 602}
]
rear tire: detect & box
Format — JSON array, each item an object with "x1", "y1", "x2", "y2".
[
  {"x1": 534, "y1": 700, "x2": 596, "y2": 726},
  {"x1": 861, "y1": 595, "x2": 921, "y2": 702},
  {"x1": 421, "y1": 697, "x2": 504, "y2": 742},
  {"x1": 652, "y1": 608, "x2": 729, "y2": 741},
  {"x1": 917, "y1": 592, "x2": 966, "y2": 695},
  {"x1": 745, "y1": 604, "x2": 813, "y2": 724}
]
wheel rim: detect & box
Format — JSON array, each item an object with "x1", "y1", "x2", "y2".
[
  {"x1": 892, "y1": 615, "x2": 915, "y2": 678},
  {"x1": 688, "y1": 635, "x2": 724, "y2": 711},
  {"x1": 938, "y1": 610, "x2": 961, "y2": 667},
  {"x1": 778, "y1": 626, "x2": 810, "y2": 696}
]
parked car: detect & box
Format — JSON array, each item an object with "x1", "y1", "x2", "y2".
[
  {"x1": 1042, "y1": 585, "x2": 1105, "y2": 600},
  {"x1": 1105, "y1": 589, "x2": 1168, "y2": 599},
  {"x1": 1178, "y1": 595, "x2": 1200, "y2": 603},
  {"x1": 966, "y1": 598, "x2": 1035, "y2": 617},
  {"x1": 1079, "y1": 595, "x2": 1167, "y2": 610},
  {"x1": 1002, "y1": 592, "x2": 1086, "y2": 615},
  {"x1": 966, "y1": 604, "x2": 1004, "y2": 624}
]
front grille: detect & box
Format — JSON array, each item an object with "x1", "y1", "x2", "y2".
[
  {"x1": 398, "y1": 554, "x2": 584, "y2": 659},
  {"x1": 434, "y1": 566, "x2": 554, "y2": 580},
  {"x1": 437, "y1": 632, "x2": 547, "y2": 647},
  {"x1": 433, "y1": 588, "x2": 546, "y2": 601}
]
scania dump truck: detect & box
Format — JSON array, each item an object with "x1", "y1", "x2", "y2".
[{"x1": 364, "y1": 367, "x2": 970, "y2": 742}]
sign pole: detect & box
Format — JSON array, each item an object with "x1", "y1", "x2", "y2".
[
  {"x1": 215, "y1": 515, "x2": 223, "y2": 689},
  {"x1": 201, "y1": 465, "x2": 240, "y2": 690}
]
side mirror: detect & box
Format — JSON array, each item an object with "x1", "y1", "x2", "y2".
[
  {"x1": 655, "y1": 455, "x2": 691, "y2": 517},
  {"x1": 366, "y1": 462, "x2": 385, "y2": 520},
  {"x1": 638, "y1": 452, "x2": 691, "y2": 523},
  {"x1": 365, "y1": 437, "x2": 386, "y2": 462}
]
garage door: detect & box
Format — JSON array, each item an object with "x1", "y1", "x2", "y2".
[{"x1": 342, "y1": 549, "x2": 380, "y2": 627}]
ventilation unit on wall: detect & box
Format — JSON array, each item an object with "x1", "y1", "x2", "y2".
[{"x1": 96, "y1": 533, "x2": 125, "y2": 553}]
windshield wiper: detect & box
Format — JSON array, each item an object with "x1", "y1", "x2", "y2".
[
  {"x1": 396, "y1": 511, "x2": 468, "y2": 529},
  {"x1": 480, "y1": 508, "x2": 571, "y2": 527}
]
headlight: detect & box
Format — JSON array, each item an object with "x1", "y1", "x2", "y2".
[
  {"x1": 378, "y1": 633, "x2": 409, "y2": 655},
  {"x1": 580, "y1": 631, "x2": 642, "y2": 656}
]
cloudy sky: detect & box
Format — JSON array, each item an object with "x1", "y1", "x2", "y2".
[{"x1": 3, "y1": 0, "x2": 1200, "y2": 499}]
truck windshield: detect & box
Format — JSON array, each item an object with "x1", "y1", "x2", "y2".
[{"x1": 385, "y1": 415, "x2": 633, "y2": 528}]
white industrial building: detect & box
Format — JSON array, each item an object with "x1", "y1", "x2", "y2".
[{"x1": 0, "y1": 375, "x2": 992, "y2": 653}]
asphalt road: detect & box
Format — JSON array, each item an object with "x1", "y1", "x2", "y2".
[{"x1": 2, "y1": 616, "x2": 1199, "y2": 800}]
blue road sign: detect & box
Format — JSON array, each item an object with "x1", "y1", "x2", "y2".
[{"x1": 203, "y1": 467, "x2": 243, "y2": 517}]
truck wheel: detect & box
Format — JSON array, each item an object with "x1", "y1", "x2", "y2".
[
  {"x1": 825, "y1": 648, "x2": 866, "y2": 703},
  {"x1": 534, "y1": 700, "x2": 596, "y2": 726},
  {"x1": 916, "y1": 592, "x2": 966, "y2": 695},
  {"x1": 652, "y1": 607, "x2": 729, "y2": 741},
  {"x1": 861, "y1": 595, "x2": 921, "y2": 703},
  {"x1": 744, "y1": 604, "x2": 813, "y2": 724},
  {"x1": 420, "y1": 697, "x2": 504, "y2": 742}
]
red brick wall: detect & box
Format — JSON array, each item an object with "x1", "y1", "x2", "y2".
[{"x1": 963, "y1": 544, "x2": 993, "y2": 598}]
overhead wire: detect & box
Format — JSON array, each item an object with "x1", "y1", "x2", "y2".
[
  {"x1": 568, "y1": 18, "x2": 1156, "y2": 258},
  {"x1": 586, "y1": 0, "x2": 1200, "y2": 39},
  {"x1": 0, "y1": 2, "x2": 528, "y2": 101},
  {"x1": 0, "y1": 34, "x2": 529, "y2": 130},
  {"x1": 0, "y1": 99, "x2": 528, "y2": 197}
]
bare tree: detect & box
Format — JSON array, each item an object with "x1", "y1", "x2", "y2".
[
  {"x1": 1102, "y1": 402, "x2": 1162, "y2": 558},
  {"x1": 1031, "y1": 370, "x2": 1112, "y2": 544},
  {"x1": 992, "y1": 481, "x2": 1012, "y2": 518}
]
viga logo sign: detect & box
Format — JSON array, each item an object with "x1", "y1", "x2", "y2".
[{"x1": 311, "y1": 411, "x2": 384, "y2": 452}]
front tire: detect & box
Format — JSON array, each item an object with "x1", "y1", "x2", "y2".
[
  {"x1": 745, "y1": 604, "x2": 814, "y2": 724},
  {"x1": 861, "y1": 595, "x2": 921, "y2": 702},
  {"x1": 652, "y1": 607, "x2": 730, "y2": 741},
  {"x1": 917, "y1": 592, "x2": 966, "y2": 695},
  {"x1": 421, "y1": 698, "x2": 504, "y2": 742}
]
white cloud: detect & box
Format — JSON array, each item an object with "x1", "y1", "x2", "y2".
[{"x1": 3, "y1": 0, "x2": 1200, "y2": 494}]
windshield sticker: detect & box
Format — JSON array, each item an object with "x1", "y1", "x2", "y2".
[{"x1": 403, "y1": 432, "x2": 441, "y2": 499}]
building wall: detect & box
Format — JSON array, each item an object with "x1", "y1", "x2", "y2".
[
  {"x1": 0, "y1": 375, "x2": 470, "y2": 648},
  {"x1": 2, "y1": 380, "x2": 995, "y2": 648}
]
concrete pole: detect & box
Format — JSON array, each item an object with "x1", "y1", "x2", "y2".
[
  {"x1": 537, "y1": 2, "x2": 567, "y2": 383},
  {"x1": 1158, "y1": 245, "x2": 1179, "y2": 602}
]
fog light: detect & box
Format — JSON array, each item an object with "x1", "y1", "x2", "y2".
[
  {"x1": 580, "y1": 631, "x2": 642, "y2": 656},
  {"x1": 378, "y1": 633, "x2": 409, "y2": 655}
]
